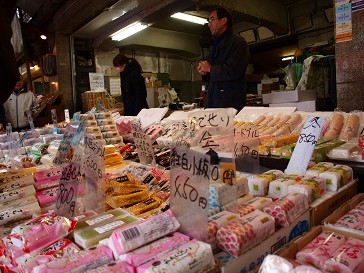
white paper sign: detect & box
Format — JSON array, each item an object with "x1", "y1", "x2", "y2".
[
  {"x1": 89, "y1": 73, "x2": 105, "y2": 91},
  {"x1": 170, "y1": 146, "x2": 209, "y2": 241},
  {"x1": 109, "y1": 78, "x2": 121, "y2": 96},
  {"x1": 285, "y1": 116, "x2": 326, "y2": 175}
]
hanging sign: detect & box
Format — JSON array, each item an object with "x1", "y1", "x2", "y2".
[
  {"x1": 89, "y1": 73, "x2": 105, "y2": 91},
  {"x1": 285, "y1": 116, "x2": 326, "y2": 175}
]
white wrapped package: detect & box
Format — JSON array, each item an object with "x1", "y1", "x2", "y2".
[
  {"x1": 208, "y1": 211, "x2": 239, "y2": 248},
  {"x1": 216, "y1": 210, "x2": 275, "y2": 257},
  {"x1": 248, "y1": 170, "x2": 284, "y2": 196},
  {"x1": 330, "y1": 142, "x2": 359, "y2": 158},
  {"x1": 136, "y1": 240, "x2": 215, "y2": 273},
  {"x1": 258, "y1": 255, "x2": 294, "y2": 273},
  {"x1": 236, "y1": 174, "x2": 249, "y2": 196},
  {"x1": 268, "y1": 177, "x2": 296, "y2": 199},
  {"x1": 237, "y1": 193, "x2": 254, "y2": 206},
  {"x1": 0, "y1": 202, "x2": 41, "y2": 226},
  {"x1": 263, "y1": 192, "x2": 309, "y2": 227},
  {"x1": 319, "y1": 165, "x2": 353, "y2": 192},
  {"x1": 46, "y1": 140, "x2": 62, "y2": 155},
  {"x1": 301, "y1": 176, "x2": 327, "y2": 198},
  {"x1": 0, "y1": 185, "x2": 36, "y2": 204},
  {"x1": 288, "y1": 184, "x2": 314, "y2": 203},
  {"x1": 0, "y1": 175, "x2": 34, "y2": 193},
  {"x1": 306, "y1": 162, "x2": 334, "y2": 177},
  {"x1": 108, "y1": 210, "x2": 180, "y2": 256}
]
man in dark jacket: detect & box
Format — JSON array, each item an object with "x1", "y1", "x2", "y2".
[
  {"x1": 197, "y1": 7, "x2": 249, "y2": 111},
  {"x1": 0, "y1": 0, "x2": 20, "y2": 104},
  {"x1": 113, "y1": 54, "x2": 149, "y2": 116}
]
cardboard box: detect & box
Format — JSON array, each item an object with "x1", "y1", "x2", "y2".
[
  {"x1": 215, "y1": 210, "x2": 310, "y2": 273},
  {"x1": 278, "y1": 225, "x2": 364, "y2": 260},
  {"x1": 310, "y1": 180, "x2": 358, "y2": 227},
  {"x1": 257, "y1": 83, "x2": 280, "y2": 94},
  {"x1": 323, "y1": 193, "x2": 364, "y2": 235},
  {"x1": 263, "y1": 89, "x2": 316, "y2": 104},
  {"x1": 269, "y1": 101, "x2": 316, "y2": 112}
]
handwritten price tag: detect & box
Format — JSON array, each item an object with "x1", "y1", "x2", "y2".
[
  {"x1": 54, "y1": 125, "x2": 77, "y2": 165},
  {"x1": 285, "y1": 116, "x2": 326, "y2": 175},
  {"x1": 55, "y1": 163, "x2": 81, "y2": 218},
  {"x1": 170, "y1": 146, "x2": 210, "y2": 241}
]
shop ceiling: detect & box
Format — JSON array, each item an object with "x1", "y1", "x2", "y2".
[{"x1": 17, "y1": 0, "x2": 328, "y2": 57}]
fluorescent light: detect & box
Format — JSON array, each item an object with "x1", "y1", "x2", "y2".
[
  {"x1": 111, "y1": 21, "x2": 148, "y2": 41},
  {"x1": 171, "y1": 12, "x2": 208, "y2": 25},
  {"x1": 282, "y1": 56, "x2": 294, "y2": 61}
]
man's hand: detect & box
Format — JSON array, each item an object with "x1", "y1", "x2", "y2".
[{"x1": 197, "y1": 60, "x2": 211, "y2": 75}]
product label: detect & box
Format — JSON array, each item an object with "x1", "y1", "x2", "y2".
[
  {"x1": 86, "y1": 214, "x2": 114, "y2": 226},
  {"x1": 94, "y1": 220, "x2": 125, "y2": 234}
]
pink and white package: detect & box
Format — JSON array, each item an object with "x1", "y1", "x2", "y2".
[
  {"x1": 294, "y1": 265, "x2": 324, "y2": 273},
  {"x1": 135, "y1": 239, "x2": 214, "y2": 273},
  {"x1": 118, "y1": 232, "x2": 190, "y2": 266},
  {"x1": 87, "y1": 261, "x2": 135, "y2": 273},
  {"x1": 34, "y1": 176, "x2": 61, "y2": 191},
  {"x1": 296, "y1": 231, "x2": 346, "y2": 270},
  {"x1": 216, "y1": 210, "x2": 275, "y2": 257},
  {"x1": 0, "y1": 213, "x2": 76, "y2": 265},
  {"x1": 324, "y1": 237, "x2": 364, "y2": 273},
  {"x1": 18, "y1": 238, "x2": 80, "y2": 273},
  {"x1": 108, "y1": 210, "x2": 180, "y2": 257},
  {"x1": 263, "y1": 192, "x2": 309, "y2": 227},
  {"x1": 34, "y1": 167, "x2": 62, "y2": 181},
  {"x1": 33, "y1": 245, "x2": 114, "y2": 273},
  {"x1": 335, "y1": 209, "x2": 364, "y2": 230},
  {"x1": 36, "y1": 186, "x2": 59, "y2": 207},
  {"x1": 207, "y1": 211, "x2": 239, "y2": 248}
]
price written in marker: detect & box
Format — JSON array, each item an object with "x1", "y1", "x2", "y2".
[
  {"x1": 55, "y1": 163, "x2": 81, "y2": 218},
  {"x1": 285, "y1": 116, "x2": 326, "y2": 175},
  {"x1": 170, "y1": 146, "x2": 210, "y2": 241}
]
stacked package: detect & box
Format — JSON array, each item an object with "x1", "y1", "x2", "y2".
[
  {"x1": 0, "y1": 170, "x2": 40, "y2": 232},
  {"x1": 332, "y1": 200, "x2": 364, "y2": 232},
  {"x1": 295, "y1": 230, "x2": 364, "y2": 273}
]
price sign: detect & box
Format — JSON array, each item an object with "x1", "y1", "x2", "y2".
[
  {"x1": 170, "y1": 146, "x2": 210, "y2": 241},
  {"x1": 27, "y1": 113, "x2": 35, "y2": 131},
  {"x1": 83, "y1": 133, "x2": 105, "y2": 212},
  {"x1": 6, "y1": 123, "x2": 12, "y2": 143},
  {"x1": 188, "y1": 109, "x2": 234, "y2": 151},
  {"x1": 285, "y1": 116, "x2": 326, "y2": 175},
  {"x1": 54, "y1": 124, "x2": 77, "y2": 165},
  {"x1": 55, "y1": 163, "x2": 81, "y2": 218},
  {"x1": 234, "y1": 125, "x2": 260, "y2": 174},
  {"x1": 64, "y1": 109, "x2": 70, "y2": 123},
  {"x1": 132, "y1": 119, "x2": 155, "y2": 165}
]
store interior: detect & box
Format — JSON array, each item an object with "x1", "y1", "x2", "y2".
[{"x1": 1, "y1": 1, "x2": 364, "y2": 273}]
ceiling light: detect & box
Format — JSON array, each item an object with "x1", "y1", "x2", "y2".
[
  {"x1": 40, "y1": 34, "x2": 47, "y2": 40},
  {"x1": 111, "y1": 21, "x2": 148, "y2": 41},
  {"x1": 282, "y1": 56, "x2": 294, "y2": 61},
  {"x1": 171, "y1": 12, "x2": 208, "y2": 25}
]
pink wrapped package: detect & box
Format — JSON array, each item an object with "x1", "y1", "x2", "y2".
[
  {"x1": 87, "y1": 261, "x2": 135, "y2": 273},
  {"x1": 34, "y1": 167, "x2": 62, "y2": 181},
  {"x1": 207, "y1": 211, "x2": 239, "y2": 248},
  {"x1": 136, "y1": 240, "x2": 214, "y2": 273},
  {"x1": 36, "y1": 186, "x2": 59, "y2": 207},
  {"x1": 0, "y1": 213, "x2": 76, "y2": 265},
  {"x1": 236, "y1": 204, "x2": 255, "y2": 217},
  {"x1": 296, "y1": 231, "x2": 346, "y2": 269},
  {"x1": 243, "y1": 197, "x2": 273, "y2": 210},
  {"x1": 294, "y1": 265, "x2": 324, "y2": 273},
  {"x1": 216, "y1": 210, "x2": 275, "y2": 257},
  {"x1": 263, "y1": 192, "x2": 309, "y2": 227},
  {"x1": 355, "y1": 200, "x2": 364, "y2": 211},
  {"x1": 108, "y1": 210, "x2": 180, "y2": 257},
  {"x1": 335, "y1": 209, "x2": 364, "y2": 230},
  {"x1": 119, "y1": 232, "x2": 189, "y2": 266},
  {"x1": 34, "y1": 176, "x2": 61, "y2": 190},
  {"x1": 18, "y1": 238, "x2": 80, "y2": 273},
  {"x1": 324, "y1": 237, "x2": 364, "y2": 273},
  {"x1": 33, "y1": 245, "x2": 114, "y2": 273}
]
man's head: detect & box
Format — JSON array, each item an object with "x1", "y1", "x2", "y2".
[
  {"x1": 113, "y1": 54, "x2": 128, "y2": 73},
  {"x1": 208, "y1": 7, "x2": 232, "y2": 37},
  {"x1": 14, "y1": 75, "x2": 24, "y2": 91}
]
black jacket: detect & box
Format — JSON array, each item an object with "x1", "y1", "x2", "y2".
[
  {"x1": 205, "y1": 28, "x2": 249, "y2": 111},
  {"x1": 120, "y1": 60, "x2": 149, "y2": 116},
  {"x1": 0, "y1": 1, "x2": 20, "y2": 104}
]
